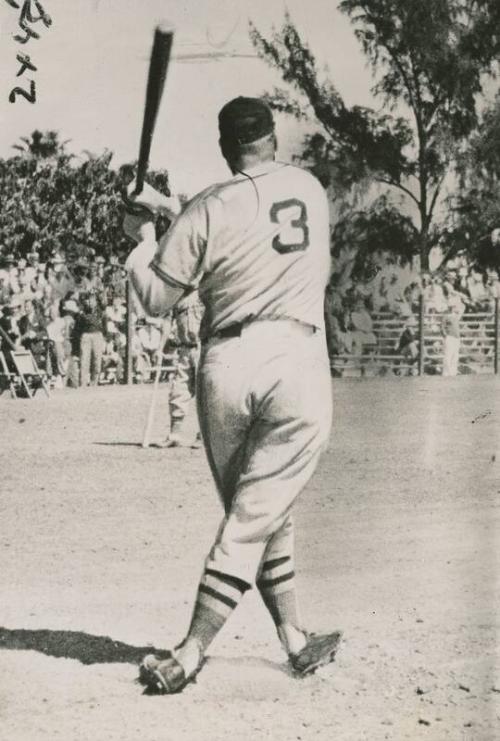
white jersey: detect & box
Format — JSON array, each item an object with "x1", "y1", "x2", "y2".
[{"x1": 151, "y1": 161, "x2": 331, "y2": 339}]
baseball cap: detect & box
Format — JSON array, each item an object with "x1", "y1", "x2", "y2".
[{"x1": 218, "y1": 97, "x2": 274, "y2": 145}]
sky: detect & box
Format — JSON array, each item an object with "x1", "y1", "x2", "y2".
[{"x1": 0, "y1": 0, "x2": 374, "y2": 195}]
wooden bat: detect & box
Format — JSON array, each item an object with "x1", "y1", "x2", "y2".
[{"x1": 125, "y1": 23, "x2": 174, "y2": 211}]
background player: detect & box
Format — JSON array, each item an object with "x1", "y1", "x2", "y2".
[
  {"x1": 159, "y1": 289, "x2": 204, "y2": 447},
  {"x1": 124, "y1": 97, "x2": 341, "y2": 694}
]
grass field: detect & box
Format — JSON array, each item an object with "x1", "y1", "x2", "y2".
[{"x1": 1, "y1": 376, "x2": 499, "y2": 741}]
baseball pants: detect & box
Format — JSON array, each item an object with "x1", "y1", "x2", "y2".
[
  {"x1": 170, "y1": 345, "x2": 200, "y2": 421},
  {"x1": 197, "y1": 319, "x2": 333, "y2": 586}
]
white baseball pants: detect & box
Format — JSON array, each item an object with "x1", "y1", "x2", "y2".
[{"x1": 197, "y1": 320, "x2": 332, "y2": 585}]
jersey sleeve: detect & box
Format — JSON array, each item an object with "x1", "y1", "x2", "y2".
[{"x1": 150, "y1": 195, "x2": 209, "y2": 289}]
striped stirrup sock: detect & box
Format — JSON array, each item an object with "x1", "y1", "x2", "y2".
[
  {"x1": 257, "y1": 555, "x2": 299, "y2": 628},
  {"x1": 187, "y1": 568, "x2": 251, "y2": 653}
]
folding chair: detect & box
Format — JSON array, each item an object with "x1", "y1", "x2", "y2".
[
  {"x1": 0, "y1": 351, "x2": 19, "y2": 398},
  {"x1": 9, "y1": 349, "x2": 50, "y2": 398}
]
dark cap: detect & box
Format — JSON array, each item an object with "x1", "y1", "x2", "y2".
[{"x1": 218, "y1": 97, "x2": 274, "y2": 145}]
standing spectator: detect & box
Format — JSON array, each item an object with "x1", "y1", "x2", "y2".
[
  {"x1": 46, "y1": 301, "x2": 68, "y2": 387},
  {"x1": 73, "y1": 293, "x2": 106, "y2": 387},
  {"x1": 5, "y1": 255, "x2": 20, "y2": 295},
  {"x1": 0, "y1": 275, "x2": 11, "y2": 305},
  {"x1": 107, "y1": 262, "x2": 128, "y2": 301},
  {"x1": 72, "y1": 263, "x2": 91, "y2": 296},
  {"x1": 441, "y1": 298, "x2": 463, "y2": 376},
  {"x1": 86, "y1": 261, "x2": 105, "y2": 295},
  {"x1": 31, "y1": 262, "x2": 48, "y2": 296},
  {"x1": 25, "y1": 248, "x2": 41, "y2": 284},
  {"x1": 47, "y1": 254, "x2": 75, "y2": 301},
  {"x1": 61, "y1": 298, "x2": 80, "y2": 388}
]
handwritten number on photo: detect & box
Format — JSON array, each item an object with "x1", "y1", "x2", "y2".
[
  {"x1": 9, "y1": 79, "x2": 36, "y2": 104},
  {"x1": 16, "y1": 52, "x2": 37, "y2": 76}
]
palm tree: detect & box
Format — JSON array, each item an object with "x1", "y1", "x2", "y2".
[{"x1": 12, "y1": 130, "x2": 70, "y2": 158}]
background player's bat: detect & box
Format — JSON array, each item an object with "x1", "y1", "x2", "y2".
[{"x1": 124, "y1": 22, "x2": 174, "y2": 212}]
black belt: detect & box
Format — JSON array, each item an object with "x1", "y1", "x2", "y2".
[
  {"x1": 209, "y1": 322, "x2": 245, "y2": 340},
  {"x1": 205, "y1": 320, "x2": 317, "y2": 343}
]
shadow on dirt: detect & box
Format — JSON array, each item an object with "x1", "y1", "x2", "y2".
[{"x1": 0, "y1": 627, "x2": 170, "y2": 665}]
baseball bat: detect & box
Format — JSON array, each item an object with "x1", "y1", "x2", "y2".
[{"x1": 126, "y1": 23, "x2": 174, "y2": 208}]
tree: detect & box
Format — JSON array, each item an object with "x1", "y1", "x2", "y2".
[
  {"x1": 445, "y1": 93, "x2": 500, "y2": 270},
  {"x1": 12, "y1": 130, "x2": 70, "y2": 158},
  {"x1": 0, "y1": 132, "x2": 171, "y2": 263},
  {"x1": 250, "y1": 1, "x2": 499, "y2": 270}
]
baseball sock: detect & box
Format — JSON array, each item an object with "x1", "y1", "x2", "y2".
[
  {"x1": 178, "y1": 568, "x2": 251, "y2": 675},
  {"x1": 257, "y1": 555, "x2": 307, "y2": 656}
]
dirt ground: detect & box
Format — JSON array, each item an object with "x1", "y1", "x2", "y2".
[{"x1": 1, "y1": 375, "x2": 499, "y2": 741}]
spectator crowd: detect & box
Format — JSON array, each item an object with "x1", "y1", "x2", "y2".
[
  {"x1": 0, "y1": 246, "x2": 168, "y2": 389},
  {"x1": 326, "y1": 249, "x2": 500, "y2": 363},
  {"x1": 2, "y1": 243, "x2": 500, "y2": 389}
]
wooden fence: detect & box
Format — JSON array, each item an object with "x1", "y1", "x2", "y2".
[{"x1": 331, "y1": 298, "x2": 500, "y2": 377}]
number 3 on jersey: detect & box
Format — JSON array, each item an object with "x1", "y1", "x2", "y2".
[{"x1": 270, "y1": 198, "x2": 310, "y2": 254}]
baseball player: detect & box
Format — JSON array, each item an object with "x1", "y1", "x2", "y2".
[
  {"x1": 159, "y1": 289, "x2": 204, "y2": 447},
  {"x1": 124, "y1": 97, "x2": 341, "y2": 694}
]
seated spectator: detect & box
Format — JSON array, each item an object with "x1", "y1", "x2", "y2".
[
  {"x1": 326, "y1": 313, "x2": 353, "y2": 355},
  {"x1": 18, "y1": 297, "x2": 47, "y2": 353},
  {"x1": 0, "y1": 298, "x2": 22, "y2": 348},
  {"x1": 101, "y1": 333, "x2": 124, "y2": 384},
  {"x1": 407, "y1": 281, "x2": 422, "y2": 312},
  {"x1": 485, "y1": 272, "x2": 500, "y2": 301},
  {"x1": 348, "y1": 298, "x2": 378, "y2": 355},
  {"x1": 466, "y1": 271, "x2": 489, "y2": 309},
  {"x1": 136, "y1": 316, "x2": 165, "y2": 377},
  {"x1": 106, "y1": 262, "x2": 127, "y2": 300},
  {"x1": 105, "y1": 295, "x2": 127, "y2": 335},
  {"x1": 371, "y1": 275, "x2": 391, "y2": 312},
  {"x1": 424, "y1": 277, "x2": 448, "y2": 313},
  {"x1": 398, "y1": 317, "x2": 419, "y2": 366}
]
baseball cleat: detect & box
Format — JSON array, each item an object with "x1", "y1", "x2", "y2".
[
  {"x1": 138, "y1": 651, "x2": 204, "y2": 695},
  {"x1": 138, "y1": 654, "x2": 190, "y2": 694},
  {"x1": 157, "y1": 433, "x2": 192, "y2": 448},
  {"x1": 289, "y1": 631, "x2": 342, "y2": 675}
]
